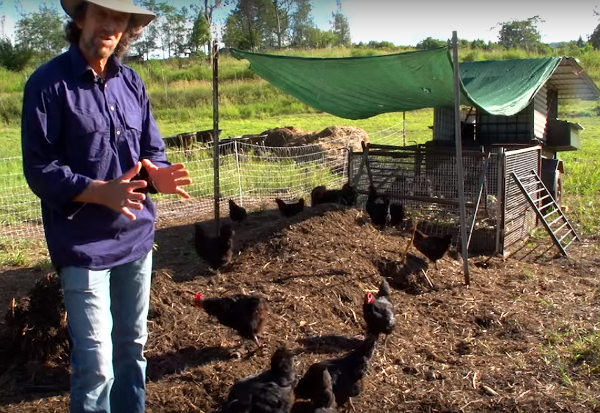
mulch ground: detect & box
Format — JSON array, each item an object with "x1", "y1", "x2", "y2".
[{"x1": 0, "y1": 203, "x2": 599, "y2": 413}]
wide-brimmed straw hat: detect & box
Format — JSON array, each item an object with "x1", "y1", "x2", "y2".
[{"x1": 61, "y1": 0, "x2": 156, "y2": 27}]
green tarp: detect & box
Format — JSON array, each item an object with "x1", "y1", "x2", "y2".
[{"x1": 230, "y1": 47, "x2": 562, "y2": 120}]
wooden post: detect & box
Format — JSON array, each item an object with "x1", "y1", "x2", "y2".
[
  {"x1": 347, "y1": 146, "x2": 354, "y2": 185},
  {"x1": 495, "y1": 147, "x2": 506, "y2": 255},
  {"x1": 212, "y1": 40, "x2": 220, "y2": 235},
  {"x1": 234, "y1": 140, "x2": 243, "y2": 205},
  {"x1": 402, "y1": 111, "x2": 406, "y2": 146},
  {"x1": 452, "y1": 31, "x2": 470, "y2": 286}
]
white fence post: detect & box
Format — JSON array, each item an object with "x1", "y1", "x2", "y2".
[{"x1": 234, "y1": 140, "x2": 244, "y2": 205}]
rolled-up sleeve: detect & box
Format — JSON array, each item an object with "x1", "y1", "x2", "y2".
[
  {"x1": 138, "y1": 76, "x2": 171, "y2": 168},
  {"x1": 21, "y1": 80, "x2": 93, "y2": 213}
]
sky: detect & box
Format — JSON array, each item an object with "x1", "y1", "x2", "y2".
[{"x1": 1, "y1": 0, "x2": 600, "y2": 46}]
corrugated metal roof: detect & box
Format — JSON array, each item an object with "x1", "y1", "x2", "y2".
[{"x1": 545, "y1": 57, "x2": 600, "y2": 100}]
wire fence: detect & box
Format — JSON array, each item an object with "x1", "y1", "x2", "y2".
[
  {"x1": 0, "y1": 137, "x2": 358, "y2": 242},
  {"x1": 349, "y1": 144, "x2": 502, "y2": 254}
]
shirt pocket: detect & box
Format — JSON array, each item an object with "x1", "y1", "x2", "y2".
[
  {"x1": 63, "y1": 110, "x2": 110, "y2": 177},
  {"x1": 64, "y1": 110, "x2": 109, "y2": 160},
  {"x1": 122, "y1": 109, "x2": 143, "y2": 159}
]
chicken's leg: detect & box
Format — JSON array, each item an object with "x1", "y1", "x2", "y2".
[
  {"x1": 381, "y1": 334, "x2": 389, "y2": 362},
  {"x1": 421, "y1": 269, "x2": 434, "y2": 289}
]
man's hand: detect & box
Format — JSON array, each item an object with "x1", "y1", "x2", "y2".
[
  {"x1": 102, "y1": 162, "x2": 149, "y2": 220},
  {"x1": 141, "y1": 159, "x2": 193, "y2": 199},
  {"x1": 74, "y1": 162, "x2": 149, "y2": 221}
]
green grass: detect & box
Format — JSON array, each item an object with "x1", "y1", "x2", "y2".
[{"x1": 543, "y1": 326, "x2": 600, "y2": 405}]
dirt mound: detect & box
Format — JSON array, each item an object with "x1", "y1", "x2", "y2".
[
  {"x1": 260, "y1": 125, "x2": 368, "y2": 151},
  {"x1": 2, "y1": 273, "x2": 69, "y2": 364},
  {"x1": 2, "y1": 205, "x2": 600, "y2": 412}
]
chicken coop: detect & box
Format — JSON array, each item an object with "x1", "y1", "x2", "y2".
[
  {"x1": 230, "y1": 47, "x2": 599, "y2": 257},
  {"x1": 349, "y1": 57, "x2": 600, "y2": 257}
]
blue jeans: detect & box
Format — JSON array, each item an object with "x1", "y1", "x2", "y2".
[{"x1": 59, "y1": 251, "x2": 153, "y2": 413}]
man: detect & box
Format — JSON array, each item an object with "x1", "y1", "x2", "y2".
[{"x1": 20, "y1": 1, "x2": 193, "y2": 412}]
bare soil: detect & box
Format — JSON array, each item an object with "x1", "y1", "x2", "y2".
[{"x1": 0, "y1": 204, "x2": 599, "y2": 413}]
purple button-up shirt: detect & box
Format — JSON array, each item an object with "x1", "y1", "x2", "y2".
[{"x1": 21, "y1": 43, "x2": 170, "y2": 270}]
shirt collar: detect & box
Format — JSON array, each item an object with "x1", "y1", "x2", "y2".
[{"x1": 68, "y1": 43, "x2": 123, "y2": 80}]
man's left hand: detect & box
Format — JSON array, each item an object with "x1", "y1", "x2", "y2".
[{"x1": 141, "y1": 159, "x2": 193, "y2": 199}]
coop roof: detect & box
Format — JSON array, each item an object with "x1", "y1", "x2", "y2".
[
  {"x1": 229, "y1": 47, "x2": 600, "y2": 120},
  {"x1": 544, "y1": 57, "x2": 600, "y2": 100}
]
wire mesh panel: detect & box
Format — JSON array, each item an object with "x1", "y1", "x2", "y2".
[
  {"x1": 367, "y1": 123, "x2": 407, "y2": 146},
  {"x1": 0, "y1": 157, "x2": 45, "y2": 240},
  {"x1": 234, "y1": 140, "x2": 348, "y2": 209},
  {"x1": 502, "y1": 145, "x2": 542, "y2": 257},
  {"x1": 0, "y1": 139, "x2": 351, "y2": 243},
  {"x1": 349, "y1": 144, "x2": 502, "y2": 253}
]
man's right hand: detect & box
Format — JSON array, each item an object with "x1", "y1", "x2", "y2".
[{"x1": 73, "y1": 162, "x2": 149, "y2": 221}]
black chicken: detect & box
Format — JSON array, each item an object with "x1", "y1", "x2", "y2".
[
  {"x1": 229, "y1": 199, "x2": 248, "y2": 225},
  {"x1": 275, "y1": 198, "x2": 305, "y2": 217},
  {"x1": 223, "y1": 347, "x2": 298, "y2": 413},
  {"x1": 311, "y1": 183, "x2": 357, "y2": 207},
  {"x1": 194, "y1": 223, "x2": 234, "y2": 271},
  {"x1": 295, "y1": 334, "x2": 377, "y2": 408},
  {"x1": 194, "y1": 292, "x2": 268, "y2": 346},
  {"x1": 410, "y1": 226, "x2": 453, "y2": 270},
  {"x1": 312, "y1": 369, "x2": 337, "y2": 413},
  {"x1": 363, "y1": 279, "x2": 395, "y2": 348},
  {"x1": 365, "y1": 185, "x2": 390, "y2": 229},
  {"x1": 389, "y1": 203, "x2": 405, "y2": 227}
]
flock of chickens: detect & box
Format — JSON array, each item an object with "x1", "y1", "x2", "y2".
[{"x1": 190, "y1": 183, "x2": 455, "y2": 413}]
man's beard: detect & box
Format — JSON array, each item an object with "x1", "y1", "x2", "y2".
[{"x1": 82, "y1": 31, "x2": 118, "y2": 59}]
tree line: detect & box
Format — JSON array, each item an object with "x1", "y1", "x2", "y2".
[{"x1": 0, "y1": 0, "x2": 599, "y2": 73}]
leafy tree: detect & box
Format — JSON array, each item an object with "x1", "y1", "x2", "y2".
[
  {"x1": 470, "y1": 39, "x2": 487, "y2": 49},
  {"x1": 305, "y1": 26, "x2": 337, "y2": 48},
  {"x1": 577, "y1": 35, "x2": 585, "y2": 48},
  {"x1": 416, "y1": 37, "x2": 446, "y2": 50},
  {"x1": 223, "y1": 12, "x2": 249, "y2": 49},
  {"x1": 202, "y1": 0, "x2": 230, "y2": 61},
  {"x1": 0, "y1": 2, "x2": 4, "y2": 38},
  {"x1": 170, "y1": 6, "x2": 191, "y2": 57},
  {"x1": 367, "y1": 40, "x2": 395, "y2": 49},
  {"x1": 0, "y1": 37, "x2": 33, "y2": 71},
  {"x1": 156, "y1": 3, "x2": 177, "y2": 57},
  {"x1": 268, "y1": 0, "x2": 294, "y2": 49},
  {"x1": 495, "y1": 16, "x2": 544, "y2": 51},
  {"x1": 330, "y1": 0, "x2": 350, "y2": 47},
  {"x1": 14, "y1": 3, "x2": 66, "y2": 61},
  {"x1": 189, "y1": 8, "x2": 210, "y2": 55},
  {"x1": 134, "y1": 0, "x2": 163, "y2": 59},
  {"x1": 223, "y1": 0, "x2": 270, "y2": 50},
  {"x1": 589, "y1": 24, "x2": 600, "y2": 49},
  {"x1": 289, "y1": 0, "x2": 313, "y2": 47}
]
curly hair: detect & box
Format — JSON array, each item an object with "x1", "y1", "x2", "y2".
[{"x1": 64, "y1": 2, "x2": 144, "y2": 60}]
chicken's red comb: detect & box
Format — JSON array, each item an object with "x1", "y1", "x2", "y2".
[{"x1": 194, "y1": 292, "x2": 204, "y2": 303}]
